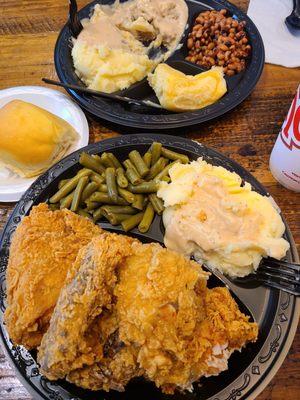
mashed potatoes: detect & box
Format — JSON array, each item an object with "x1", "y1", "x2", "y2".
[
  {"x1": 158, "y1": 159, "x2": 289, "y2": 277},
  {"x1": 72, "y1": 6, "x2": 154, "y2": 93},
  {"x1": 72, "y1": 0, "x2": 188, "y2": 93}
]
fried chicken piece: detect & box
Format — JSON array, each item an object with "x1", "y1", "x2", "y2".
[
  {"x1": 37, "y1": 236, "x2": 258, "y2": 394},
  {"x1": 115, "y1": 242, "x2": 258, "y2": 393},
  {"x1": 38, "y1": 233, "x2": 140, "y2": 391},
  {"x1": 4, "y1": 203, "x2": 102, "y2": 349}
]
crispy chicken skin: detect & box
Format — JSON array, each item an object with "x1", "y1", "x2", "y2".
[
  {"x1": 116, "y1": 242, "x2": 258, "y2": 393},
  {"x1": 38, "y1": 233, "x2": 140, "y2": 391},
  {"x1": 38, "y1": 238, "x2": 258, "y2": 394},
  {"x1": 4, "y1": 203, "x2": 102, "y2": 349}
]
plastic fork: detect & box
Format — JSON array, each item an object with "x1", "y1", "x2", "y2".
[
  {"x1": 223, "y1": 258, "x2": 300, "y2": 296},
  {"x1": 252, "y1": 258, "x2": 300, "y2": 295},
  {"x1": 42, "y1": 78, "x2": 163, "y2": 109},
  {"x1": 68, "y1": 0, "x2": 83, "y2": 38},
  {"x1": 204, "y1": 257, "x2": 300, "y2": 296}
]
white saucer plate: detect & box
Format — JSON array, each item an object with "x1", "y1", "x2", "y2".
[{"x1": 0, "y1": 86, "x2": 89, "y2": 202}]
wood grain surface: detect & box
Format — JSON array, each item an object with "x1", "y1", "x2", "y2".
[{"x1": 0, "y1": 0, "x2": 299, "y2": 399}]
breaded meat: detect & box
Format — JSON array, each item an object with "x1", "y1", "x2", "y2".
[
  {"x1": 38, "y1": 233, "x2": 140, "y2": 391},
  {"x1": 37, "y1": 236, "x2": 258, "y2": 393},
  {"x1": 4, "y1": 203, "x2": 102, "y2": 349}
]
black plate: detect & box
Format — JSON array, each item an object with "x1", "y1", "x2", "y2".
[
  {"x1": 0, "y1": 134, "x2": 298, "y2": 400},
  {"x1": 54, "y1": 0, "x2": 265, "y2": 130}
]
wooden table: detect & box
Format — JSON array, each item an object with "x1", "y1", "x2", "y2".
[{"x1": 0, "y1": 0, "x2": 299, "y2": 399}]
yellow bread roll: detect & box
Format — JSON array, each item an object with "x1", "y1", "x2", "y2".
[
  {"x1": 148, "y1": 64, "x2": 227, "y2": 112},
  {"x1": 0, "y1": 100, "x2": 79, "y2": 178}
]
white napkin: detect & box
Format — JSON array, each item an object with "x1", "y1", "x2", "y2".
[{"x1": 248, "y1": 0, "x2": 300, "y2": 68}]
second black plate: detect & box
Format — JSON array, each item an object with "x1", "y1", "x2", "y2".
[
  {"x1": 0, "y1": 134, "x2": 298, "y2": 400},
  {"x1": 54, "y1": 0, "x2": 265, "y2": 130}
]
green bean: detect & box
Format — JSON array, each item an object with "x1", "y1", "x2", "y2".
[
  {"x1": 48, "y1": 203, "x2": 60, "y2": 211},
  {"x1": 79, "y1": 152, "x2": 105, "y2": 174},
  {"x1": 128, "y1": 181, "x2": 159, "y2": 194},
  {"x1": 143, "y1": 195, "x2": 149, "y2": 208},
  {"x1": 59, "y1": 191, "x2": 74, "y2": 209},
  {"x1": 138, "y1": 203, "x2": 155, "y2": 233},
  {"x1": 86, "y1": 201, "x2": 101, "y2": 211},
  {"x1": 154, "y1": 160, "x2": 179, "y2": 182},
  {"x1": 105, "y1": 167, "x2": 118, "y2": 203},
  {"x1": 147, "y1": 157, "x2": 168, "y2": 180},
  {"x1": 91, "y1": 173, "x2": 105, "y2": 185},
  {"x1": 132, "y1": 194, "x2": 145, "y2": 210},
  {"x1": 77, "y1": 209, "x2": 93, "y2": 219},
  {"x1": 76, "y1": 168, "x2": 93, "y2": 177},
  {"x1": 101, "y1": 152, "x2": 115, "y2": 168},
  {"x1": 99, "y1": 205, "x2": 137, "y2": 215},
  {"x1": 118, "y1": 187, "x2": 135, "y2": 204},
  {"x1": 150, "y1": 142, "x2": 162, "y2": 166},
  {"x1": 108, "y1": 153, "x2": 123, "y2": 169},
  {"x1": 50, "y1": 169, "x2": 91, "y2": 203},
  {"x1": 101, "y1": 208, "x2": 133, "y2": 226},
  {"x1": 92, "y1": 154, "x2": 102, "y2": 163},
  {"x1": 71, "y1": 176, "x2": 89, "y2": 212},
  {"x1": 82, "y1": 182, "x2": 99, "y2": 201},
  {"x1": 116, "y1": 168, "x2": 128, "y2": 188},
  {"x1": 149, "y1": 193, "x2": 164, "y2": 215},
  {"x1": 93, "y1": 207, "x2": 103, "y2": 222},
  {"x1": 143, "y1": 152, "x2": 152, "y2": 168},
  {"x1": 121, "y1": 212, "x2": 144, "y2": 232},
  {"x1": 125, "y1": 167, "x2": 143, "y2": 185},
  {"x1": 161, "y1": 175, "x2": 171, "y2": 183},
  {"x1": 161, "y1": 147, "x2": 189, "y2": 164},
  {"x1": 129, "y1": 150, "x2": 149, "y2": 178},
  {"x1": 58, "y1": 179, "x2": 69, "y2": 190},
  {"x1": 123, "y1": 159, "x2": 140, "y2": 176},
  {"x1": 89, "y1": 192, "x2": 129, "y2": 205},
  {"x1": 98, "y1": 184, "x2": 108, "y2": 192}
]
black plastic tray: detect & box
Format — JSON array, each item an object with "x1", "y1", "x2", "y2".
[
  {"x1": 54, "y1": 0, "x2": 265, "y2": 130},
  {"x1": 0, "y1": 134, "x2": 298, "y2": 400}
]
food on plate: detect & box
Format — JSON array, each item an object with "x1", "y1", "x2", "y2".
[
  {"x1": 38, "y1": 232, "x2": 139, "y2": 390},
  {"x1": 0, "y1": 100, "x2": 78, "y2": 178},
  {"x1": 72, "y1": 0, "x2": 188, "y2": 93},
  {"x1": 114, "y1": 242, "x2": 257, "y2": 393},
  {"x1": 148, "y1": 64, "x2": 227, "y2": 111},
  {"x1": 186, "y1": 9, "x2": 251, "y2": 76},
  {"x1": 49, "y1": 143, "x2": 190, "y2": 232},
  {"x1": 38, "y1": 231, "x2": 258, "y2": 393},
  {"x1": 4, "y1": 203, "x2": 102, "y2": 349},
  {"x1": 158, "y1": 159, "x2": 290, "y2": 277}
]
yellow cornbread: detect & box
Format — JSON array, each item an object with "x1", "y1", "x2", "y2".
[
  {"x1": 0, "y1": 100, "x2": 78, "y2": 178},
  {"x1": 148, "y1": 64, "x2": 227, "y2": 112}
]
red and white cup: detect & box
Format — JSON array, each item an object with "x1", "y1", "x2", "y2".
[{"x1": 269, "y1": 85, "x2": 300, "y2": 192}]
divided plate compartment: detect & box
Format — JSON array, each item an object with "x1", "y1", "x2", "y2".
[
  {"x1": 0, "y1": 134, "x2": 298, "y2": 400},
  {"x1": 54, "y1": 0, "x2": 265, "y2": 129}
]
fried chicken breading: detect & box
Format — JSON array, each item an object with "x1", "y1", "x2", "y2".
[
  {"x1": 38, "y1": 233, "x2": 141, "y2": 391},
  {"x1": 38, "y1": 237, "x2": 258, "y2": 393},
  {"x1": 4, "y1": 203, "x2": 102, "y2": 349},
  {"x1": 116, "y1": 242, "x2": 258, "y2": 393}
]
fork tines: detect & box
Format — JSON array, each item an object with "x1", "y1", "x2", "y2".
[{"x1": 257, "y1": 258, "x2": 300, "y2": 296}]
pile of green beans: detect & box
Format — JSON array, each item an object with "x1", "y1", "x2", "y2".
[{"x1": 48, "y1": 143, "x2": 189, "y2": 232}]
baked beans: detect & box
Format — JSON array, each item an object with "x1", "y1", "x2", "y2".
[{"x1": 185, "y1": 9, "x2": 251, "y2": 76}]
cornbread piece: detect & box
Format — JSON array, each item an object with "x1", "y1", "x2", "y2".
[{"x1": 148, "y1": 64, "x2": 227, "y2": 111}]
